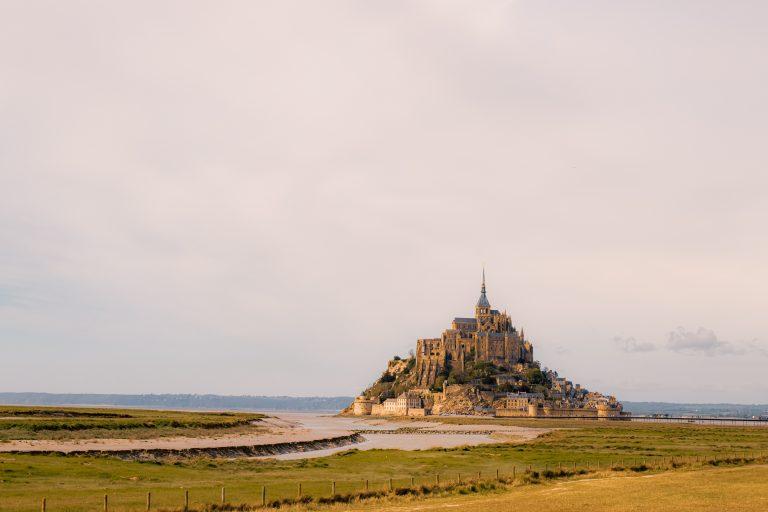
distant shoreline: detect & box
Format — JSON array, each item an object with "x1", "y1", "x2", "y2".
[
  {"x1": 2, "y1": 393, "x2": 767, "y2": 418},
  {"x1": 0, "y1": 392, "x2": 353, "y2": 413},
  {"x1": 0, "y1": 403, "x2": 344, "y2": 414}
]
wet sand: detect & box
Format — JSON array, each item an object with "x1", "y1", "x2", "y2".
[
  {"x1": 0, "y1": 413, "x2": 549, "y2": 458},
  {"x1": 267, "y1": 414, "x2": 549, "y2": 459},
  {"x1": 0, "y1": 415, "x2": 330, "y2": 453}
]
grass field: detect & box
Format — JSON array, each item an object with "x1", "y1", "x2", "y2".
[
  {"x1": 0, "y1": 407, "x2": 266, "y2": 441},
  {"x1": 342, "y1": 464, "x2": 768, "y2": 512},
  {"x1": 2, "y1": 411, "x2": 768, "y2": 511}
]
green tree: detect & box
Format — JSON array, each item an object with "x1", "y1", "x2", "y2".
[
  {"x1": 447, "y1": 369, "x2": 466, "y2": 385},
  {"x1": 525, "y1": 367, "x2": 547, "y2": 386},
  {"x1": 431, "y1": 375, "x2": 446, "y2": 392}
]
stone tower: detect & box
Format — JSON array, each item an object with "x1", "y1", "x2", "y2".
[{"x1": 475, "y1": 268, "x2": 491, "y2": 328}]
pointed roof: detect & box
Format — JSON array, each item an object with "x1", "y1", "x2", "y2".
[{"x1": 476, "y1": 267, "x2": 490, "y2": 308}]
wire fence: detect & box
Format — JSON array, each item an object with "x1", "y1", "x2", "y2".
[{"x1": 32, "y1": 451, "x2": 767, "y2": 511}]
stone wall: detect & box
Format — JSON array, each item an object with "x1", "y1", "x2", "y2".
[
  {"x1": 503, "y1": 403, "x2": 622, "y2": 418},
  {"x1": 494, "y1": 408, "x2": 529, "y2": 417}
]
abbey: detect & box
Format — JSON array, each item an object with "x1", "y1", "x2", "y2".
[
  {"x1": 416, "y1": 271, "x2": 533, "y2": 388},
  {"x1": 347, "y1": 269, "x2": 625, "y2": 418}
]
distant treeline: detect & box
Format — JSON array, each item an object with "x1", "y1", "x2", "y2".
[
  {"x1": 0, "y1": 393, "x2": 354, "y2": 412},
  {"x1": 622, "y1": 401, "x2": 768, "y2": 418}
]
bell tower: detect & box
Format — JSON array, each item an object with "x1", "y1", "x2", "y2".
[{"x1": 475, "y1": 267, "x2": 491, "y2": 321}]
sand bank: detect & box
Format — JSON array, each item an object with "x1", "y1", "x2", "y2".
[{"x1": 0, "y1": 412, "x2": 549, "y2": 459}]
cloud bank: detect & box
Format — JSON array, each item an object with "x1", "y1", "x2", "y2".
[
  {"x1": 614, "y1": 328, "x2": 766, "y2": 357},
  {"x1": 667, "y1": 327, "x2": 739, "y2": 356}
]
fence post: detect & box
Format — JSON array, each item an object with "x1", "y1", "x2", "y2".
[
  {"x1": 261, "y1": 486, "x2": 266, "y2": 507},
  {"x1": 221, "y1": 487, "x2": 226, "y2": 504},
  {"x1": 184, "y1": 490, "x2": 188, "y2": 512},
  {"x1": 411, "y1": 476, "x2": 415, "y2": 487},
  {"x1": 436, "y1": 474, "x2": 440, "y2": 485},
  {"x1": 388, "y1": 478, "x2": 392, "y2": 491},
  {"x1": 365, "y1": 479, "x2": 369, "y2": 491},
  {"x1": 512, "y1": 466, "x2": 516, "y2": 479},
  {"x1": 41, "y1": 498, "x2": 46, "y2": 512},
  {"x1": 477, "y1": 471, "x2": 481, "y2": 481},
  {"x1": 457, "y1": 473, "x2": 461, "y2": 484},
  {"x1": 496, "y1": 468, "x2": 499, "y2": 480},
  {"x1": 332, "y1": 481, "x2": 336, "y2": 495},
  {"x1": 104, "y1": 494, "x2": 108, "y2": 512},
  {"x1": 146, "y1": 492, "x2": 151, "y2": 511},
  {"x1": 297, "y1": 483, "x2": 301, "y2": 498}
]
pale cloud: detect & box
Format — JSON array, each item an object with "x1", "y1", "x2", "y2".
[
  {"x1": 666, "y1": 327, "x2": 766, "y2": 357},
  {"x1": 613, "y1": 336, "x2": 657, "y2": 353},
  {"x1": 613, "y1": 328, "x2": 767, "y2": 358},
  {"x1": 666, "y1": 327, "x2": 734, "y2": 355}
]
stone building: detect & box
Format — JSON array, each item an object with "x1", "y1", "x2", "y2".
[
  {"x1": 504, "y1": 392, "x2": 544, "y2": 409},
  {"x1": 368, "y1": 392, "x2": 429, "y2": 417},
  {"x1": 415, "y1": 271, "x2": 534, "y2": 388}
]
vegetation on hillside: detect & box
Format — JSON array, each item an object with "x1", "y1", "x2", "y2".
[
  {"x1": 362, "y1": 351, "x2": 554, "y2": 400},
  {"x1": 363, "y1": 356, "x2": 417, "y2": 400}
]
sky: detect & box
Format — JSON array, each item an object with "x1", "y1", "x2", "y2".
[{"x1": 1, "y1": 1, "x2": 767, "y2": 403}]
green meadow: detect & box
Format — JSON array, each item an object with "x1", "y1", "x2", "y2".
[
  {"x1": 0, "y1": 407, "x2": 265, "y2": 441},
  {"x1": 2, "y1": 409, "x2": 768, "y2": 511}
]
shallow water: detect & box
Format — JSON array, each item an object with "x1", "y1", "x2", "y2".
[
  {"x1": 0, "y1": 411, "x2": 547, "y2": 458},
  {"x1": 260, "y1": 412, "x2": 545, "y2": 459}
]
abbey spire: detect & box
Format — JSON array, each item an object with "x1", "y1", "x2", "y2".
[{"x1": 476, "y1": 267, "x2": 491, "y2": 316}]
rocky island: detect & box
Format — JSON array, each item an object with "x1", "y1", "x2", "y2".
[{"x1": 348, "y1": 271, "x2": 626, "y2": 418}]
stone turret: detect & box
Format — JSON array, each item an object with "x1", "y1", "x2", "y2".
[{"x1": 352, "y1": 396, "x2": 375, "y2": 415}]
